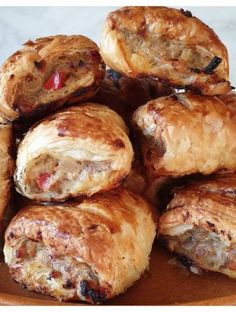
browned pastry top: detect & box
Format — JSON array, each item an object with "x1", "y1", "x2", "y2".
[{"x1": 0, "y1": 35, "x2": 105, "y2": 121}]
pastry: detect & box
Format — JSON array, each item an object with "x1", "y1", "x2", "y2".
[
  {"x1": 0, "y1": 35, "x2": 105, "y2": 122},
  {"x1": 0, "y1": 124, "x2": 14, "y2": 233},
  {"x1": 100, "y1": 6, "x2": 231, "y2": 95},
  {"x1": 4, "y1": 188, "x2": 156, "y2": 302},
  {"x1": 132, "y1": 92, "x2": 236, "y2": 178},
  {"x1": 159, "y1": 173, "x2": 236, "y2": 278},
  {"x1": 14, "y1": 104, "x2": 134, "y2": 201}
]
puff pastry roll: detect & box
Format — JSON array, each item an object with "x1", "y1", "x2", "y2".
[
  {"x1": 132, "y1": 92, "x2": 236, "y2": 178},
  {"x1": 14, "y1": 104, "x2": 134, "y2": 201},
  {"x1": 0, "y1": 124, "x2": 14, "y2": 233},
  {"x1": 0, "y1": 35, "x2": 105, "y2": 122},
  {"x1": 159, "y1": 173, "x2": 236, "y2": 278},
  {"x1": 100, "y1": 6, "x2": 231, "y2": 95},
  {"x1": 4, "y1": 188, "x2": 156, "y2": 303}
]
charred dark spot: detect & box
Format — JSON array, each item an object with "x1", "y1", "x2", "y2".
[
  {"x1": 80, "y1": 280, "x2": 107, "y2": 303},
  {"x1": 180, "y1": 8, "x2": 193, "y2": 18},
  {"x1": 113, "y1": 138, "x2": 125, "y2": 149},
  {"x1": 206, "y1": 221, "x2": 215, "y2": 230},
  {"x1": 88, "y1": 224, "x2": 98, "y2": 230},
  {"x1": 36, "y1": 231, "x2": 42, "y2": 240},
  {"x1": 57, "y1": 125, "x2": 68, "y2": 137},
  {"x1": 8, "y1": 232, "x2": 15, "y2": 240},
  {"x1": 203, "y1": 56, "x2": 222, "y2": 75},
  {"x1": 190, "y1": 68, "x2": 201, "y2": 74},
  {"x1": 63, "y1": 279, "x2": 75, "y2": 289},
  {"x1": 231, "y1": 86, "x2": 236, "y2": 90},
  {"x1": 10, "y1": 74, "x2": 15, "y2": 79},
  {"x1": 221, "y1": 230, "x2": 225, "y2": 235},
  {"x1": 22, "y1": 284, "x2": 28, "y2": 289},
  {"x1": 228, "y1": 233, "x2": 232, "y2": 241},
  {"x1": 176, "y1": 254, "x2": 193, "y2": 269},
  {"x1": 34, "y1": 60, "x2": 46, "y2": 71},
  {"x1": 118, "y1": 175, "x2": 127, "y2": 184},
  {"x1": 78, "y1": 59, "x2": 86, "y2": 67}
]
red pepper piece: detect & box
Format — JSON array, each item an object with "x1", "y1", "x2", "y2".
[
  {"x1": 43, "y1": 71, "x2": 66, "y2": 90},
  {"x1": 36, "y1": 172, "x2": 52, "y2": 190}
]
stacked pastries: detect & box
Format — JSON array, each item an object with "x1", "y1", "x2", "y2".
[
  {"x1": 1, "y1": 5, "x2": 236, "y2": 304},
  {"x1": 102, "y1": 6, "x2": 236, "y2": 279},
  {"x1": 1, "y1": 32, "x2": 157, "y2": 303}
]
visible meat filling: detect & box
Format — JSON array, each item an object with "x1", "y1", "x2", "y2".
[
  {"x1": 8, "y1": 239, "x2": 108, "y2": 302},
  {"x1": 26, "y1": 154, "x2": 112, "y2": 196},
  {"x1": 123, "y1": 30, "x2": 214, "y2": 75},
  {"x1": 165, "y1": 227, "x2": 236, "y2": 272},
  {"x1": 16, "y1": 55, "x2": 97, "y2": 114}
]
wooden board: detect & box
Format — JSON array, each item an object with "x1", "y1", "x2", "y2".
[{"x1": 1, "y1": 242, "x2": 236, "y2": 305}]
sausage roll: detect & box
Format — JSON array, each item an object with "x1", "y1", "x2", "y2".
[
  {"x1": 100, "y1": 6, "x2": 231, "y2": 95},
  {"x1": 159, "y1": 173, "x2": 236, "y2": 278},
  {"x1": 14, "y1": 104, "x2": 134, "y2": 201},
  {"x1": 132, "y1": 92, "x2": 236, "y2": 178},
  {"x1": 0, "y1": 124, "x2": 14, "y2": 233},
  {"x1": 4, "y1": 188, "x2": 157, "y2": 303},
  {"x1": 0, "y1": 35, "x2": 105, "y2": 122}
]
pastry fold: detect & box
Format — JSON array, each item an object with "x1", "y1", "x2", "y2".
[
  {"x1": 0, "y1": 35, "x2": 105, "y2": 122},
  {"x1": 0, "y1": 124, "x2": 14, "y2": 233},
  {"x1": 159, "y1": 173, "x2": 236, "y2": 278},
  {"x1": 14, "y1": 104, "x2": 134, "y2": 201},
  {"x1": 100, "y1": 6, "x2": 230, "y2": 95},
  {"x1": 132, "y1": 92, "x2": 236, "y2": 178},
  {"x1": 4, "y1": 188, "x2": 156, "y2": 303}
]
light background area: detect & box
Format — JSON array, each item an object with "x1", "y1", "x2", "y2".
[{"x1": 0, "y1": 6, "x2": 235, "y2": 84}]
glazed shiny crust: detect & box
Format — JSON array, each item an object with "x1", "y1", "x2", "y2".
[
  {"x1": 159, "y1": 173, "x2": 236, "y2": 240},
  {"x1": 0, "y1": 124, "x2": 14, "y2": 233},
  {"x1": 14, "y1": 103, "x2": 134, "y2": 201},
  {"x1": 100, "y1": 6, "x2": 230, "y2": 95},
  {"x1": 4, "y1": 188, "x2": 157, "y2": 303},
  {"x1": 132, "y1": 92, "x2": 236, "y2": 178},
  {"x1": 0, "y1": 35, "x2": 105, "y2": 122},
  {"x1": 159, "y1": 173, "x2": 236, "y2": 277}
]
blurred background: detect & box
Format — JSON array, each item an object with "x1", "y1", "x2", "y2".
[{"x1": 0, "y1": 6, "x2": 235, "y2": 84}]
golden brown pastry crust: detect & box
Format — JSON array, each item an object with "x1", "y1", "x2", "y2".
[
  {"x1": 0, "y1": 35, "x2": 105, "y2": 122},
  {"x1": 4, "y1": 188, "x2": 157, "y2": 303},
  {"x1": 159, "y1": 173, "x2": 236, "y2": 277},
  {"x1": 14, "y1": 103, "x2": 134, "y2": 201},
  {"x1": 0, "y1": 124, "x2": 14, "y2": 233},
  {"x1": 100, "y1": 6, "x2": 230, "y2": 95},
  {"x1": 159, "y1": 173, "x2": 236, "y2": 241},
  {"x1": 132, "y1": 92, "x2": 236, "y2": 178}
]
